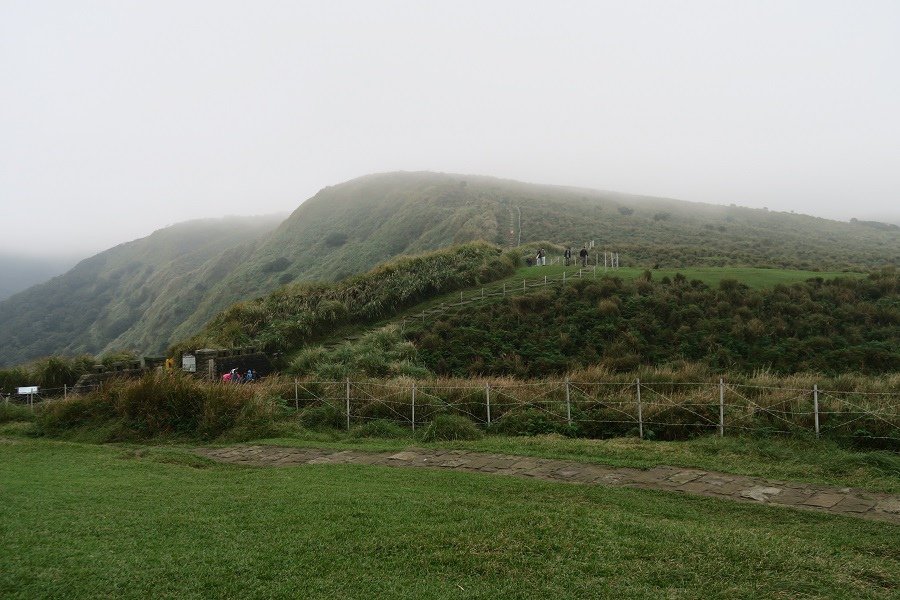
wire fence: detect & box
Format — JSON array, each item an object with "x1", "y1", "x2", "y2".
[
  {"x1": 400, "y1": 262, "x2": 623, "y2": 331},
  {"x1": 285, "y1": 378, "x2": 900, "y2": 446},
  {"x1": 5, "y1": 378, "x2": 897, "y2": 446}
]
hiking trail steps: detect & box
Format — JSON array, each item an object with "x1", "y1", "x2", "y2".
[{"x1": 195, "y1": 445, "x2": 900, "y2": 525}]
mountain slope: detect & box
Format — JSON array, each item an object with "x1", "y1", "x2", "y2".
[
  {"x1": 0, "y1": 216, "x2": 282, "y2": 366},
  {"x1": 0, "y1": 253, "x2": 78, "y2": 300},
  {"x1": 123, "y1": 172, "x2": 900, "y2": 355},
  {"x1": 1, "y1": 171, "x2": 897, "y2": 366}
]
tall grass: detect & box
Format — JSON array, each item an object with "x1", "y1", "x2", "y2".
[
  {"x1": 35, "y1": 372, "x2": 283, "y2": 441},
  {"x1": 175, "y1": 242, "x2": 519, "y2": 355}
]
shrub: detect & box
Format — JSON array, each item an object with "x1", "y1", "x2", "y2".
[
  {"x1": 0, "y1": 402, "x2": 33, "y2": 424},
  {"x1": 420, "y1": 414, "x2": 482, "y2": 442},
  {"x1": 298, "y1": 402, "x2": 345, "y2": 430},
  {"x1": 351, "y1": 419, "x2": 411, "y2": 439},
  {"x1": 36, "y1": 372, "x2": 277, "y2": 441},
  {"x1": 493, "y1": 408, "x2": 564, "y2": 436}
]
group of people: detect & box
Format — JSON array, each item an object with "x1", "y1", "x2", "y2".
[
  {"x1": 222, "y1": 368, "x2": 256, "y2": 383},
  {"x1": 527, "y1": 245, "x2": 590, "y2": 267}
]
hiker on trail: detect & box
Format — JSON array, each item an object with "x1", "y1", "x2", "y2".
[
  {"x1": 538, "y1": 248, "x2": 546, "y2": 266},
  {"x1": 245, "y1": 369, "x2": 255, "y2": 383},
  {"x1": 222, "y1": 371, "x2": 232, "y2": 383},
  {"x1": 564, "y1": 247, "x2": 572, "y2": 266},
  {"x1": 580, "y1": 246, "x2": 589, "y2": 267}
]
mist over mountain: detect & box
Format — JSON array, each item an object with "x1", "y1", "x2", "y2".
[
  {"x1": 0, "y1": 171, "x2": 896, "y2": 368},
  {"x1": 0, "y1": 253, "x2": 80, "y2": 300},
  {"x1": 0, "y1": 215, "x2": 284, "y2": 366}
]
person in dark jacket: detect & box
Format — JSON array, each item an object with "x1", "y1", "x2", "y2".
[
  {"x1": 564, "y1": 247, "x2": 572, "y2": 266},
  {"x1": 579, "y1": 246, "x2": 589, "y2": 267}
]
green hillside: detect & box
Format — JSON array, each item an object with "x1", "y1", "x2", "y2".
[
  {"x1": 0, "y1": 216, "x2": 283, "y2": 366},
  {"x1": 1, "y1": 171, "x2": 897, "y2": 367},
  {"x1": 123, "y1": 172, "x2": 900, "y2": 356}
]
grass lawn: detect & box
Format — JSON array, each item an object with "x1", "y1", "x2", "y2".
[{"x1": 2, "y1": 438, "x2": 897, "y2": 599}]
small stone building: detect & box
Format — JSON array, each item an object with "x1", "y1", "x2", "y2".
[{"x1": 181, "y1": 347, "x2": 272, "y2": 380}]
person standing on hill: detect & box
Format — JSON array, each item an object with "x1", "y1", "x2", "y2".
[
  {"x1": 579, "y1": 245, "x2": 589, "y2": 267},
  {"x1": 564, "y1": 247, "x2": 572, "y2": 266},
  {"x1": 538, "y1": 248, "x2": 546, "y2": 266}
]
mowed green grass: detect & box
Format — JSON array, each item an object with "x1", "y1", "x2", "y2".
[{"x1": 1, "y1": 439, "x2": 898, "y2": 599}]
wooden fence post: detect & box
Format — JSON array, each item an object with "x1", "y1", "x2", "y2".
[
  {"x1": 718, "y1": 378, "x2": 724, "y2": 437},
  {"x1": 485, "y1": 383, "x2": 491, "y2": 426},
  {"x1": 294, "y1": 378, "x2": 299, "y2": 410},
  {"x1": 345, "y1": 378, "x2": 351, "y2": 431},
  {"x1": 411, "y1": 382, "x2": 416, "y2": 431},
  {"x1": 636, "y1": 378, "x2": 643, "y2": 439},
  {"x1": 565, "y1": 378, "x2": 572, "y2": 426},
  {"x1": 813, "y1": 384, "x2": 820, "y2": 438}
]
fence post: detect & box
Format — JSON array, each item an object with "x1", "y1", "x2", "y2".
[
  {"x1": 563, "y1": 271, "x2": 566, "y2": 283},
  {"x1": 485, "y1": 383, "x2": 491, "y2": 426},
  {"x1": 718, "y1": 378, "x2": 724, "y2": 437},
  {"x1": 636, "y1": 378, "x2": 643, "y2": 439},
  {"x1": 345, "y1": 378, "x2": 351, "y2": 431},
  {"x1": 64, "y1": 384, "x2": 67, "y2": 400},
  {"x1": 813, "y1": 384, "x2": 820, "y2": 438},
  {"x1": 294, "y1": 378, "x2": 299, "y2": 410},
  {"x1": 565, "y1": 378, "x2": 572, "y2": 426},
  {"x1": 544, "y1": 275, "x2": 547, "y2": 286},
  {"x1": 503, "y1": 283, "x2": 506, "y2": 296},
  {"x1": 523, "y1": 279, "x2": 526, "y2": 291},
  {"x1": 482, "y1": 287, "x2": 484, "y2": 299},
  {"x1": 411, "y1": 382, "x2": 416, "y2": 431}
]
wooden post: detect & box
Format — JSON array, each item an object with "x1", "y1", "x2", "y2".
[
  {"x1": 503, "y1": 283, "x2": 506, "y2": 296},
  {"x1": 485, "y1": 383, "x2": 491, "y2": 426},
  {"x1": 411, "y1": 382, "x2": 416, "y2": 431},
  {"x1": 544, "y1": 275, "x2": 547, "y2": 286},
  {"x1": 482, "y1": 287, "x2": 484, "y2": 299},
  {"x1": 345, "y1": 378, "x2": 351, "y2": 431},
  {"x1": 294, "y1": 378, "x2": 299, "y2": 410},
  {"x1": 64, "y1": 384, "x2": 67, "y2": 400},
  {"x1": 718, "y1": 378, "x2": 724, "y2": 437},
  {"x1": 523, "y1": 279, "x2": 526, "y2": 291},
  {"x1": 813, "y1": 384, "x2": 820, "y2": 438},
  {"x1": 563, "y1": 271, "x2": 566, "y2": 283},
  {"x1": 636, "y1": 378, "x2": 643, "y2": 439},
  {"x1": 565, "y1": 378, "x2": 572, "y2": 426}
]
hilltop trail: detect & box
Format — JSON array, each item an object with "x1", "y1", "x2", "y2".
[{"x1": 196, "y1": 445, "x2": 900, "y2": 524}]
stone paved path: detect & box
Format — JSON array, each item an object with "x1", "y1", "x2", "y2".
[{"x1": 195, "y1": 445, "x2": 900, "y2": 524}]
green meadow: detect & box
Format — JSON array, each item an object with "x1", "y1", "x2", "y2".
[{"x1": 1, "y1": 437, "x2": 898, "y2": 600}]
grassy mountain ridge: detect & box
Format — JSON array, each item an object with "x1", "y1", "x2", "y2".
[
  {"x1": 1, "y1": 171, "x2": 897, "y2": 367},
  {"x1": 135, "y1": 171, "x2": 900, "y2": 356},
  {"x1": 0, "y1": 216, "x2": 283, "y2": 366}
]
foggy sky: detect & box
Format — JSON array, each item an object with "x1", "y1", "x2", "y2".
[{"x1": 2, "y1": 0, "x2": 899, "y2": 258}]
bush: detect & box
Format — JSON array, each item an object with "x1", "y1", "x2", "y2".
[
  {"x1": 351, "y1": 419, "x2": 411, "y2": 439},
  {"x1": 0, "y1": 402, "x2": 33, "y2": 424},
  {"x1": 420, "y1": 414, "x2": 482, "y2": 442},
  {"x1": 493, "y1": 408, "x2": 564, "y2": 436},
  {"x1": 298, "y1": 402, "x2": 345, "y2": 430},
  {"x1": 36, "y1": 372, "x2": 277, "y2": 441}
]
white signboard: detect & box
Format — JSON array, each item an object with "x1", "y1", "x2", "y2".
[
  {"x1": 182, "y1": 355, "x2": 197, "y2": 373},
  {"x1": 17, "y1": 386, "x2": 38, "y2": 394}
]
